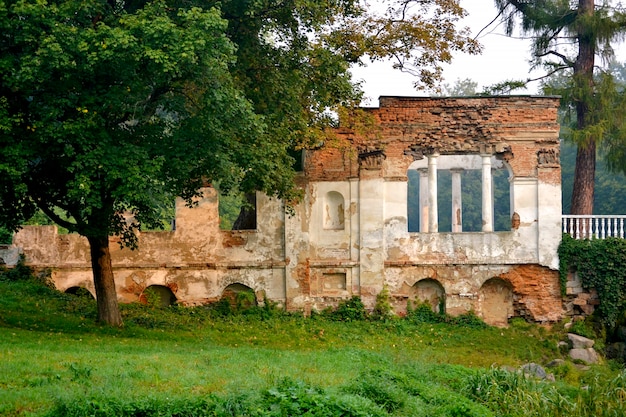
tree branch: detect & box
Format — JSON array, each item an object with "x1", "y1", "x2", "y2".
[{"x1": 536, "y1": 49, "x2": 574, "y2": 67}]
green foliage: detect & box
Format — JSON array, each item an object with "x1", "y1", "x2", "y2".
[
  {"x1": 0, "y1": 254, "x2": 54, "y2": 289},
  {"x1": 327, "y1": 296, "x2": 368, "y2": 322},
  {"x1": 0, "y1": 226, "x2": 12, "y2": 244},
  {"x1": 1, "y1": 0, "x2": 480, "y2": 326},
  {"x1": 449, "y1": 312, "x2": 489, "y2": 329},
  {"x1": 408, "y1": 165, "x2": 511, "y2": 233},
  {"x1": 440, "y1": 78, "x2": 479, "y2": 96},
  {"x1": 141, "y1": 287, "x2": 164, "y2": 310},
  {"x1": 496, "y1": 0, "x2": 626, "y2": 213},
  {"x1": 407, "y1": 300, "x2": 446, "y2": 324},
  {"x1": 218, "y1": 190, "x2": 245, "y2": 230},
  {"x1": 569, "y1": 318, "x2": 597, "y2": 340},
  {"x1": 464, "y1": 366, "x2": 626, "y2": 417},
  {"x1": 372, "y1": 285, "x2": 394, "y2": 321},
  {"x1": 4, "y1": 277, "x2": 626, "y2": 416},
  {"x1": 560, "y1": 139, "x2": 626, "y2": 214},
  {"x1": 559, "y1": 235, "x2": 626, "y2": 326},
  {"x1": 407, "y1": 301, "x2": 487, "y2": 329}
]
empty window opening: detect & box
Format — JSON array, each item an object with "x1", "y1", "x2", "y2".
[
  {"x1": 140, "y1": 285, "x2": 177, "y2": 307},
  {"x1": 221, "y1": 283, "x2": 257, "y2": 309},
  {"x1": 139, "y1": 198, "x2": 176, "y2": 231},
  {"x1": 323, "y1": 191, "x2": 345, "y2": 230},
  {"x1": 407, "y1": 155, "x2": 511, "y2": 232},
  {"x1": 478, "y1": 278, "x2": 514, "y2": 327},
  {"x1": 219, "y1": 191, "x2": 257, "y2": 231},
  {"x1": 409, "y1": 279, "x2": 445, "y2": 313}
]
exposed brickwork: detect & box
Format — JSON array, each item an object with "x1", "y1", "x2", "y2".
[
  {"x1": 307, "y1": 96, "x2": 560, "y2": 182},
  {"x1": 498, "y1": 265, "x2": 563, "y2": 323}
]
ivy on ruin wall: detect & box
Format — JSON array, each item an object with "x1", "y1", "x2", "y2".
[{"x1": 559, "y1": 235, "x2": 626, "y2": 326}]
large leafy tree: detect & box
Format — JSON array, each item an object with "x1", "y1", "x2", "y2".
[
  {"x1": 494, "y1": 0, "x2": 626, "y2": 215},
  {"x1": 0, "y1": 0, "x2": 478, "y2": 325},
  {"x1": 0, "y1": 0, "x2": 275, "y2": 325},
  {"x1": 209, "y1": 0, "x2": 481, "y2": 151}
]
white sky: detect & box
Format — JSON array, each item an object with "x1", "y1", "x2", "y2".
[{"x1": 350, "y1": 1, "x2": 543, "y2": 105}]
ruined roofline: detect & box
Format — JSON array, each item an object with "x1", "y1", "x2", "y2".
[
  {"x1": 378, "y1": 94, "x2": 561, "y2": 100},
  {"x1": 359, "y1": 95, "x2": 561, "y2": 110}
]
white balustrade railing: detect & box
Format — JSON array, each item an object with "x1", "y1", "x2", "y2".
[{"x1": 562, "y1": 215, "x2": 626, "y2": 239}]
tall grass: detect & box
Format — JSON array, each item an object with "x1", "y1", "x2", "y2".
[{"x1": 0, "y1": 271, "x2": 624, "y2": 416}]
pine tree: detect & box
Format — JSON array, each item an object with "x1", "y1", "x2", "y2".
[{"x1": 495, "y1": 0, "x2": 626, "y2": 214}]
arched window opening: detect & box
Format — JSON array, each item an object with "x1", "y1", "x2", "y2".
[
  {"x1": 478, "y1": 278, "x2": 514, "y2": 327},
  {"x1": 140, "y1": 285, "x2": 177, "y2": 307},
  {"x1": 323, "y1": 191, "x2": 345, "y2": 230},
  {"x1": 409, "y1": 279, "x2": 445, "y2": 313},
  {"x1": 221, "y1": 283, "x2": 257, "y2": 309}
]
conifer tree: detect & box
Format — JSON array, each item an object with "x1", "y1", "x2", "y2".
[{"x1": 494, "y1": 0, "x2": 626, "y2": 214}]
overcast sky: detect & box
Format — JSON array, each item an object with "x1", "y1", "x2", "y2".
[{"x1": 350, "y1": 1, "x2": 543, "y2": 105}]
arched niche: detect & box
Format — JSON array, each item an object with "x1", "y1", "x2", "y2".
[
  {"x1": 221, "y1": 283, "x2": 257, "y2": 309},
  {"x1": 323, "y1": 191, "x2": 345, "y2": 230},
  {"x1": 478, "y1": 278, "x2": 514, "y2": 327},
  {"x1": 65, "y1": 286, "x2": 95, "y2": 299},
  {"x1": 140, "y1": 285, "x2": 177, "y2": 307},
  {"x1": 410, "y1": 278, "x2": 445, "y2": 313}
]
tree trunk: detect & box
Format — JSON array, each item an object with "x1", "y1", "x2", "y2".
[
  {"x1": 570, "y1": 140, "x2": 596, "y2": 214},
  {"x1": 88, "y1": 235, "x2": 123, "y2": 326},
  {"x1": 570, "y1": 0, "x2": 596, "y2": 215}
]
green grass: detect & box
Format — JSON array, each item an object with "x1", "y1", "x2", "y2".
[{"x1": 0, "y1": 273, "x2": 623, "y2": 416}]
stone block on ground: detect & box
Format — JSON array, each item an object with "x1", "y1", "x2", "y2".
[
  {"x1": 567, "y1": 333, "x2": 594, "y2": 349},
  {"x1": 569, "y1": 348, "x2": 599, "y2": 364}
]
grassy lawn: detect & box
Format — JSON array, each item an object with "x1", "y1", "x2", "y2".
[{"x1": 0, "y1": 274, "x2": 624, "y2": 416}]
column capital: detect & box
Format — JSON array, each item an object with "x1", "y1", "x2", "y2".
[{"x1": 479, "y1": 144, "x2": 494, "y2": 155}]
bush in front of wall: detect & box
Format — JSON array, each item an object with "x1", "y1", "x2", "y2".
[{"x1": 327, "y1": 295, "x2": 368, "y2": 322}]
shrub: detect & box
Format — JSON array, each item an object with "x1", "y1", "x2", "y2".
[
  {"x1": 449, "y1": 312, "x2": 488, "y2": 329},
  {"x1": 371, "y1": 285, "x2": 394, "y2": 321},
  {"x1": 406, "y1": 300, "x2": 445, "y2": 324},
  {"x1": 329, "y1": 296, "x2": 367, "y2": 322}
]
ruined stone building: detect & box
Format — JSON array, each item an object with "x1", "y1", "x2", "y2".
[{"x1": 2, "y1": 96, "x2": 564, "y2": 326}]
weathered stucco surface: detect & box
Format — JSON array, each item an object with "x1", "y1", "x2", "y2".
[{"x1": 5, "y1": 96, "x2": 564, "y2": 325}]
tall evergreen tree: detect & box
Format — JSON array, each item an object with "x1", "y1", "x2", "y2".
[{"x1": 494, "y1": 0, "x2": 626, "y2": 214}]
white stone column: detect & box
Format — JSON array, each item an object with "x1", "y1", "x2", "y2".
[
  {"x1": 428, "y1": 153, "x2": 439, "y2": 233},
  {"x1": 481, "y1": 154, "x2": 493, "y2": 232},
  {"x1": 450, "y1": 168, "x2": 463, "y2": 233},
  {"x1": 418, "y1": 168, "x2": 429, "y2": 232}
]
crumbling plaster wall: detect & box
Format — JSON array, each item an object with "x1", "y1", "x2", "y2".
[
  {"x1": 298, "y1": 96, "x2": 563, "y2": 324},
  {"x1": 13, "y1": 188, "x2": 288, "y2": 306},
  {"x1": 7, "y1": 96, "x2": 564, "y2": 325}
]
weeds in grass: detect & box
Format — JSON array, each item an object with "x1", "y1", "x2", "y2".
[{"x1": 463, "y1": 366, "x2": 626, "y2": 417}]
